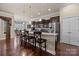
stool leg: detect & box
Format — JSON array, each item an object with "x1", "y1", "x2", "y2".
[
  {"x1": 45, "y1": 41, "x2": 46, "y2": 52},
  {"x1": 21, "y1": 40, "x2": 22, "y2": 46},
  {"x1": 35, "y1": 39, "x2": 36, "y2": 48},
  {"x1": 39, "y1": 43, "x2": 42, "y2": 56},
  {"x1": 20, "y1": 38, "x2": 22, "y2": 46}
]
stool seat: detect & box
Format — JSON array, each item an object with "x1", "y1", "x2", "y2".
[
  {"x1": 29, "y1": 35, "x2": 35, "y2": 39},
  {"x1": 36, "y1": 38, "x2": 46, "y2": 43}
]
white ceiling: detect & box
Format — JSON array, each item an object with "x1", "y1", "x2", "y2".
[{"x1": 0, "y1": 3, "x2": 66, "y2": 19}]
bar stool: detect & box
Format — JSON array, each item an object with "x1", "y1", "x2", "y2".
[
  {"x1": 23, "y1": 30, "x2": 29, "y2": 47},
  {"x1": 28, "y1": 34, "x2": 36, "y2": 47},
  {"x1": 34, "y1": 31, "x2": 47, "y2": 52},
  {"x1": 19, "y1": 29, "x2": 29, "y2": 47},
  {"x1": 19, "y1": 30, "x2": 23, "y2": 46}
]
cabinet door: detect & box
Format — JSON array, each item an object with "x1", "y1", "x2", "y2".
[
  {"x1": 61, "y1": 18, "x2": 71, "y2": 44},
  {"x1": 61, "y1": 16, "x2": 79, "y2": 46},
  {"x1": 75, "y1": 17, "x2": 79, "y2": 46},
  {"x1": 70, "y1": 17, "x2": 79, "y2": 46}
]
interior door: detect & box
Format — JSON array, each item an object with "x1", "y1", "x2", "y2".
[
  {"x1": 1, "y1": 19, "x2": 10, "y2": 41},
  {"x1": 5, "y1": 20, "x2": 10, "y2": 45},
  {"x1": 0, "y1": 19, "x2": 8, "y2": 39},
  {"x1": 0, "y1": 17, "x2": 11, "y2": 55},
  {"x1": 0, "y1": 19, "x2": 6, "y2": 40},
  {"x1": 3, "y1": 20, "x2": 7, "y2": 40}
]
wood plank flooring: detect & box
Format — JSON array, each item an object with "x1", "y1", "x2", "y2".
[
  {"x1": 0, "y1": 37, "x2": 53, "y2": 56},
  {"x1": 56, "y1": 43, "x2": 79, "y2": 56},
  {"x1": 0, "y1": 37, "x2": 79, "y2": 56}
]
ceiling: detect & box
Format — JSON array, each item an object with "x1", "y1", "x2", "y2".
[{"x1": 0, "y1": 3, "x2": 66, "y2": 19}]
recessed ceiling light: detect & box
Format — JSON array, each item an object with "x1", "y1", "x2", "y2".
[
  {"x1": 48, "y1": 8, "x2": 51, "y2": 11},
  {"x1": 38, "y1": 12, "x2": 40, "y2": 15}
]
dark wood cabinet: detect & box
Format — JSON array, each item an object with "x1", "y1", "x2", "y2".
[{"x1": 32, "y1": 16, "x2": 59, "y2": 28}]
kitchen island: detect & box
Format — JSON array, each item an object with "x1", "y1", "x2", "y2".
[{"x1": 29, "y1": 32, "x2": 58, "y2": 55}]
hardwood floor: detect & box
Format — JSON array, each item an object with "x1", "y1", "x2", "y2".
[
  {"x1": 0, "y1": 37, "x2": 53, "y2": 56},
  {"x1": 56, "y1": 43, "x2": 79, "y2": 56},
  {"x1": 1, "y1": 36, "x2": 79, "y2": 56}
]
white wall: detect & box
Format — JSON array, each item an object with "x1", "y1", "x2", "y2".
[{"x1": 60, "y1": 4, "x2": 79, "y2": 19}]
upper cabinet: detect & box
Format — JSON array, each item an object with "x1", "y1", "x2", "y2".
[{"x1": 32, "y1": 16, "x2": 60, "y2": 28}]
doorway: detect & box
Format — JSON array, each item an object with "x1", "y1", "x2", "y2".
[{"x1": 0, "y1": 16, "x2": 11, "y2": 55}]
